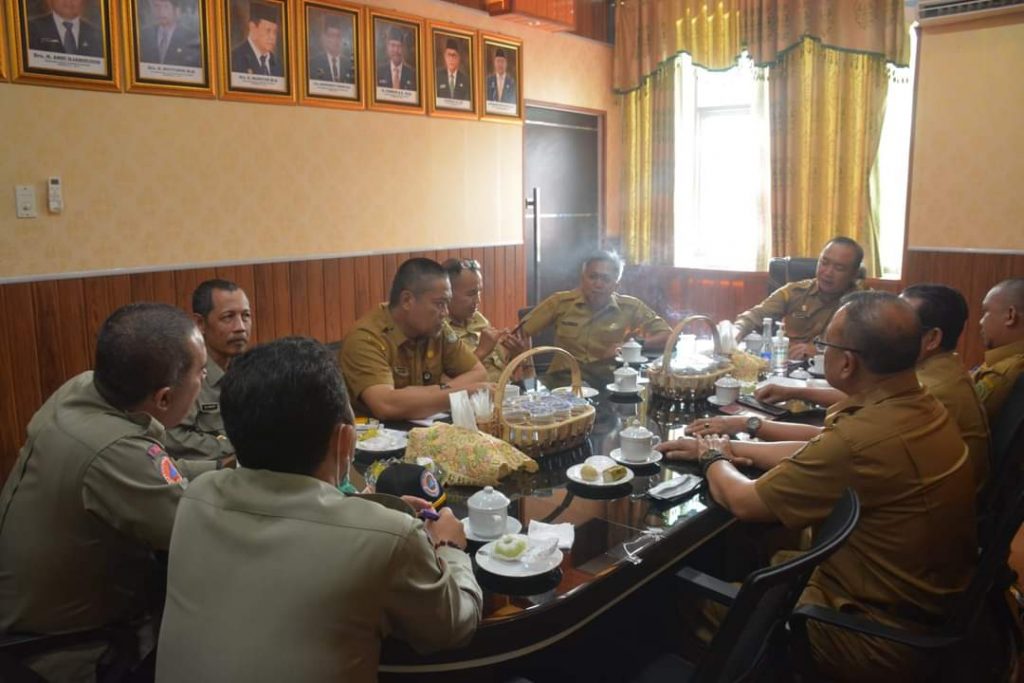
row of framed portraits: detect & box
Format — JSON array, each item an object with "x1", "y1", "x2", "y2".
[{"x1": 0, "y1": 0, "x2": 524, "y2": 121}]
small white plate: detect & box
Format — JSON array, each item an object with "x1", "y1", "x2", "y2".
[
  {"x1": 551, "y1": 385, "x2": 600, "y2": 399},
  {"x1": 461, "y1": 516, "x2": 523, "y2": 543},
  {"x1": 605, "y1": 383, "x2": 643, "y2": 395},
  {"x1": 476, "y1": 539, "x2": 564, "y2": 578},
  {"x1": 808, "y1": 365, "x2": 825, "y2": 378},
  {"x1": 566, "y1": 455, "x2": 635, "y2": 487},
  {"x1": 355, "y1": 427, "x2": 409, "y2": 452},
  {"x1": 610, "y1": 447, "x2": 662, "y2": 467},
  {"x1": 757, "y1": 376, "x2": 806, "y2": 390},
  {"x1": 706, "y1": 395, "x2": 736, "y2": 407}
]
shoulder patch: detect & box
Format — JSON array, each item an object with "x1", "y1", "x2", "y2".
[
  {"x1": 146, "y1": 443, "x2": 166, "y2": 460},
  {"x1": 158, "y1": 456, "x2": 185, "y2": 487},
  {"x1": 420, "y1": 469, "x2": 441, "y2": 499}
]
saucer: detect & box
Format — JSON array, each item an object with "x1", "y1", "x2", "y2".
[
  {"x1": 475, "y1": 540, "x2": 564, "y2": 578},
  {"x1": 706, "y1": 395, "x2": 736, "y2": 407},
  {"x1": 614, "y1": 355, "x2": 648, "y2": 365},
  {"x1": 610, "y1": 447, "x2": 662, "y2": 467},
  {"x1": 808, "y1": 365, "x2": 825, "y2": 378},
  {"x1": 551, "y1": 385, "x2": 600, "y2": 399},
  {"x1": 461, "y1": 516, "x2": 523, "y2": 543},
  {"x1": 606, "y1": 383, "x2": 643, "y2": 395}
]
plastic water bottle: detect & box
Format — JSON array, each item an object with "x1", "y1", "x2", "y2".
[
  {"x1": 760, "y1": 317, "x2": 773, "y2": 364},
  {"x1": 771, "y1": 322, "x2": 789, "y2": 376}
]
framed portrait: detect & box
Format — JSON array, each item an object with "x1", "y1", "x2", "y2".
[
  {"x1": 122, "y1": 0, "x2": 215, "y2": 96},
  {"x1": 479, "y1": 33, "x2": 522, "y2": 123},
  {"x1": 297, "y1": 0, "x2": 361, "y2": 109},
  {"x1": 218, "y1": 0, "x2": 293, "y2": 102},
  {"x1": 426, "y1": 22, "x2": 475, "y2": 120},
  {"x1": 5, "y1": 0, "x2": 121, "y2": 90},
  {"x1": 366, "y1": 8, "x2": 422, "y2": 115}
]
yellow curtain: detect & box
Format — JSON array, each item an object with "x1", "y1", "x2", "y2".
[
  {"x1": 621, "y1": 63, "x2": 676, "y2": 265},
  {"x1": 769, "y1": 37, "x2": 890, "y2": 276},
  {"x1": 614, "y1": 0, "x2": 742, "y2": 93}
]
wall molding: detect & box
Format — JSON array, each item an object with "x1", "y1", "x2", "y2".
[{"x1": 908, "y1": 246, "x2": 1024, "y2": 256}]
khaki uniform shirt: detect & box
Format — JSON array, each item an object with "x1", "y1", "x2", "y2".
[
  {"x1": 521, "y1": 289, "x2": 670, "y2": 374},
  {"x1": 755, "y1": 373, "x2": 975, "y2": 678},
  {"x1": 972, "y1": 339, "x2": 1024, "y2": 425},
  {"x1": 340, "y1": 304, "x2": 479, "y2": 415},
  {"x1": 163, "y1": 355, "x2": 234, "y2": 460},
  {"x1": 917, "y1": 351, "x2": 991, "y2": 493},
  {"x1": 0, "y1": 372, "x2": 216, "y2": 635},
  {"x1": 735, "y1": 279, "x2": 864, "y2": 342},
  {"x1": 449, "y1": 310, "x2": 506, "y2": 382},
  {"x1": 155, "y1": 469, "x2": 482, "y2": 683}
]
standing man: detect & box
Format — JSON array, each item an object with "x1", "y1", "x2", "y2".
[
  {"x1": 28, "y1": 0, "x2": 104, "y2": 57},
  {"x1": 156, "y1": 338, "x2": 481, "y2": 681},
  {"x1": 139, "y1": 0, "x2": 201, "y2": 67},
  {"x1": 163, "y1": 279, "x2": 251, "y2": 462},
  {"x1": 0, "y1": 303, "x2": 218, "y2": 680},
  {"x1": 339, "y1": 258, "x2": 489, "y2": 421},
  {"x1": 375, "y1": 25, "x2": 415, "y2": 91},
  {"x1": 435, "y1": 38, "x2": 468, "y2": 101},
  {"x1": 231, "y1": 1, "x2": 282, "y2": 76},
  {"x1": 308, "y1": 14, "x2": 353, "y2": 83},
  {"x1": 485, "y1": 47, "x2": 515, "y2": 103},
  {"x1": 974, "y1": 278, "x2": 1024, "y2": 424},
  {"x1": 734, "y1": 237, "x2": 865, "y2": 359},
  {"x1": 520, "y1": 251, "x2": 670, "y2": 386}
]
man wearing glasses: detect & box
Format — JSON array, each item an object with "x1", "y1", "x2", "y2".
[
  {"x1": 734, "y1": 237, "x2": 865, "y2": 360},
  {"x1": 657, "y1": 292, "x2": 976, "y2": 680}
]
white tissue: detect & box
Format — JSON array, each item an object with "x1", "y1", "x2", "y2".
[{"x1": 528, "y1": 520, "x2": 575, "y2": 550}]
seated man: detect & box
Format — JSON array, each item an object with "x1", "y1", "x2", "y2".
[
  {"x1": 974, "y1": 277, "x2": 1024, "y2": 424},
  {"x1": 737, "y1": 284, "x2": 990, "y2": 493},
  {"x1": 520, "y1": 250, "x2": 670, "y2": 386},
  {"x1": 659, "y1": 292, "x2": 976, "y2": 681},
  {"x1": 734, "y1": 237, "x2": 865, "y2": 360},
  {"x1": 163, "y1": 278, "x2": 251, "y2": 462},
  {"x1": 156, "y1": 337, "x2": 482, "y2": 682},
  {"x1": 0, "y1": 303, "x2": 218, "y2": 681},
  {"x1": 339, "y1": 258, "x2": 489, "y2": 420},
  {"x1": 442, "y1": 258, "x2": 528, "y2": 382}
]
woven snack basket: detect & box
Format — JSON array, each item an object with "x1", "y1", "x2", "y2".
[
  {"x1": 646, "y1": 315, "x2": 735, "y2": 400},
  {"x1": 481, "y1": 346, "x2": 596, "y2": 457}
]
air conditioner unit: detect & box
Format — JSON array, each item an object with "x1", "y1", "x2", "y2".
[{"x1": 918, "y1": 0, "x2": 1024, "y2": 25}]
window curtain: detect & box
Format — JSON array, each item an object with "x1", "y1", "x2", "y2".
[
  {"x1": 768, "y1": 37, "x2": 891, "y2": 277},
  {"x1": 622, "y1": 63, "x2": 676, "y2": 265}
]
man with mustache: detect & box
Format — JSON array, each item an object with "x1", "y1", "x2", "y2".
[{"x1": 164, "y1": 279, "x2": 251, "y2": 463}]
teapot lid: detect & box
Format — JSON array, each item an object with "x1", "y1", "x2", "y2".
[
  {"x1": 715, "y1": 373, "x2": 741, "y2": 388},
  {"x1": 467, "y1": 485, "x2": 509, "y2": 510},
  {"x1": 622, "y1": 338, "x2": 641, "y2": 349},
  {"x1": 614, "y1": 364, "x2": 638, "y2": 376},
  {"x1": 620, "y1": 418, "x2": 652, "y2": 438}
]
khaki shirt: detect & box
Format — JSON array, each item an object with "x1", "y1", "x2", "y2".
[
  {"x1": 521, "y1": 289, "x2": 669, "y2": 373},
  {"x1": 156, "y1": 469, "x2": 482, "y2": 683},
  {"x1": 972, "y1": 339, "x2": 1024, "y2": 425},
  {"x1": 755, "y1": 373, "x2": 975, "y2": 645},
  {"x1": 0, "y1": 372, "x2": 216, "y2": 635},
  {"x1": 917, "y1": 351, "x2": 991, "y2": 493},
  {"x1": 340, "y1": 304, "x2": 479, "y2": 414},
  {"x1": 449, "y1": 310, "x2": 506, "y2": 382},
  {"x1": 735, "y1": 279, "x2": 864, "y2": 342},
  {"x1": 163, "y1": 355, "x2": 234, "y2": 460}
]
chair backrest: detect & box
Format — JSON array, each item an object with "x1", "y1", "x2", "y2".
[
  {"x1": 695, "y1": 488, "x2": 861, "y2": 683},
  {"x1": 767, "y1": 256, "x2": 866, "y2": 294},
  {"x1": 978, "y1": 375, "x2": 1024, "y2": 548}
]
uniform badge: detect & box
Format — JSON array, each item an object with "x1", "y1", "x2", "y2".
[
  {"x1": 420, "y1": 469, "x2": 441, "y2": 499},
  {"x1": 200, "y1": 402, "x2": 219, "y2": 412},
  {"x1": 158, "y1": 456, "x2": 184, "y2": 486},
  {"x1": 146, "y1": 443, "x2": 165, "y2": 460}
]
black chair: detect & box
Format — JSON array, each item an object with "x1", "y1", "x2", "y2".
[
  {"x1": 766, "y1": 256, "x2": 867, "y2": 294},
  {"x1": 978, "y1": 375, "x2": 1024, "y2": 549},
  {"x1": 518, "y1": 307, "x2": 553, "y2": 375},
  {"x1": 789, "y1": 482, "x2": 1024, "y2": 682},
  {"x1": 634, "y1": 488, "x2": 861, "y2": 683}
]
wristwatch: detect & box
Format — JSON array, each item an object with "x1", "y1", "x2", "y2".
[
  {"x1": 746, "y1": 416, "x2": 763, "y2": 437},
  {"x1": 698, "y1": 448, "x2": 730, "y2": 477}
]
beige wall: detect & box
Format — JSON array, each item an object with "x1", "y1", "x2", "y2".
[
  {"x1": 0, "y1": 0, "x2": 619, "y2": 279},
  {"x1": 907, "y1": 11, "x2": 1024, "y2": 250}
]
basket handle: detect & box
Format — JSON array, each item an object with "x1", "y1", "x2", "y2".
[
  {"x1": 661, "y1": 315, "x2": 722, "y2": 368},
  {"x1": 494, "y1": 346, "x2": 584, "y2": 423}
]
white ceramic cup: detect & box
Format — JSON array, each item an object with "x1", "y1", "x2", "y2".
[
  {"x1": 617, "y1": 341, "x2": 644, "y2": 363},
  {"x1": 468, "y1": 504, "x2": 507, "y2": 539},
  {"x1": 714, "y1": 376, "x2": 741, "y2": 405},
  {"x1": 613, "y1": 366, "x2": 638, "y2": 391},
  {"x1": 809, "y1": 353, "x2": 825, "y2": 374},
  {"x1": 621, "y1": 431, "x2": 661, "y2": 461}
]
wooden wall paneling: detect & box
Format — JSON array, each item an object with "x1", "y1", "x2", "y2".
[
  {"x1": 382, "y1": 253, "x2": 401, "y2": 298},
  {"x1": 338, "y1": 257, "x2": 357, "y2": 333},
  {"x1": 368, "y1": 256, "x2": 385, "y2": 310},
  {"x1": 0, "y1": 297, "x2": 23, "y2": 478},
  {"x1": 55, "y1": 279, "x2": 91, "y2": 379},
  {"x1": 306, "y1": 260, "x2": 327, "y2": 341},
  {"x1": 269, "y1": 263, "x2": 293, "y2": 339},
  {"x1": 352, "y1": 257, "x2": 373, "y2": 319},
  {"x1": 32, "y1": 281, "x2": 68, "y2": 400},
  {"x1": 253, "y1": 264, "x2": 278, "y2": 343},
  {"x1": 504, "y1": 244, "x2": 518, "y2": 325},
  {"x1": 173, "y1": 268, "x2": 217, "y2": 313},
  {"x1": 288, "y1": 262, "x2": 312, "y2": 338},
  {"x1": 322, "y1": 259, "x2": 344, "y2": 343},
  {"x1": 81, "y1": 276, "x2": 132, "y2": 366},
  {"x1": 3, "y1": 284, "x2": 42, "y2": 452}
]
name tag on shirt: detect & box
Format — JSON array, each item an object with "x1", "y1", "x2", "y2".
[{"x1": 200, "y1": 402, "x2": 220, "y2": 412}]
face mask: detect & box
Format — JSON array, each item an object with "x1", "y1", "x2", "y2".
[{"x1": 337, "y1": 457, "x2": 357, "y2": 495}]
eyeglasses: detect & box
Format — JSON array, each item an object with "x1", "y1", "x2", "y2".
[{"x1": 812, "y1": 336, "x2": 864, "y2": 354}]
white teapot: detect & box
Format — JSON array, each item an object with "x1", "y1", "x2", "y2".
[{"x1": 466, "y1": 486, "x2": 510, "y2": 539}]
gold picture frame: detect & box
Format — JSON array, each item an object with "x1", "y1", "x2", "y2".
[
  {"x1": 0, "y1": 1, "x2": 8, "y2": 79},
  {"x1": 297, "y1": 0, "x2": 361, "y2": 110},
  {"x1": 122, "y1": 0, "x2": 216, "y2": 97},
  {"x1": 479, "y1": 32, "x2": 522, "y2": 124},
  {"x1": 218, "y1": 0, "x2": 294, "y2": 103},
  {"x1": 6, "y1": 0, "x2": 122, "y2": 91},
  {"x1": 426, "y1": 21, "x2": 476, "y2": 120},
  {"x1": 365, "y1": 8, "x2": 422, "y2": 115}
]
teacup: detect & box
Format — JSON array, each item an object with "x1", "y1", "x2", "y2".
[
  {"x1": 744, "y1": 333, "x2": 764, "y2": 354},
  {"x1": 714, "y1": 374, "x2": 741, "y2": 405},
  {"x1": 613, "y1": 365, "x2": 638, "y2": 391},
  {"x1": 466, "y1": 485, "x2": 510, "y2": 539},
  {"x1": 809, "y1": 353, "x2": 825, "y2": 374},
  {"x1": 617, "y1": 338, "x2": 644, "y2": 363},
  {"x1": 620, "y1": 422, "x2": 661, "y2": 461}
]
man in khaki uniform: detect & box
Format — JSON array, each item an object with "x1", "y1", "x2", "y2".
[
  {"x1": 156, "y1": 338, "x2": 482, "y2": 682},
  {"x1": 735, "y1": 237, "x2": 865, "y2": 360},
  {"x1": 164, "y1": 279, "x2": 251, "y2": 462},
  {"x1": 340, "y1": 258, "x2": 488, "y2": 420},
  {"x1": 442, "y1": 258, "x2": 528, "y2": 382},
  {"x1": 521, "y1": 251, "x2": 670, "y2": 386},
  {"x1": 0, "y1": 303, "x2": 219, "y2": 681},
  {"x1": 973, "y1": 278, "x2": 1024, "y2": 425},
  {"x1": 660, "y1": 293, "x2": 976, "y2": 681}
]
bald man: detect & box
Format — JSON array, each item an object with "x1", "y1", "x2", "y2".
[
  {"x1": 973, "y1": 278, "x2": 1024, "y2": 424},
  {"x1": 658, "y1": 291, "x2": 976, "y2": 681}
]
